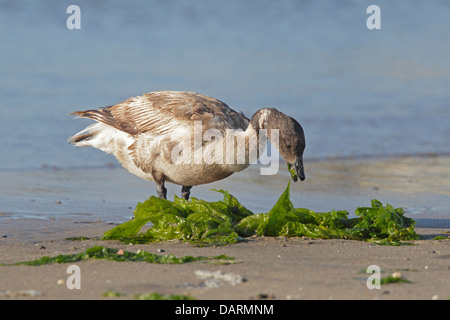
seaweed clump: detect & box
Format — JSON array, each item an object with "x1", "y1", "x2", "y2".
[
  {"x1": 103, "y1": 184, "x2": 420, "y2": 246},
  {"x1": 103, "y1": 189, "x2": 252, "y2": 246},
  {"x1": 14, "y1": 246, "x2": 232, "y2": 266}
]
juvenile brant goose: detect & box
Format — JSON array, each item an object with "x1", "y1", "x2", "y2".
[{"x1": 69, "y1": 91, "x2": 305, "y2": 200}]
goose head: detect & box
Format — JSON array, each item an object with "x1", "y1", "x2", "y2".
[{"x1": 250, "y1": 108, "x2": 306, "y2": 182}]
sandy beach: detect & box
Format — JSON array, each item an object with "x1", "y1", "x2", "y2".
[{"x1": 1, "y1": 156, "x2": 449, "y2": 300}]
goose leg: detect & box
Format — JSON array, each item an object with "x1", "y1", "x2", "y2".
[
  {"x1": 153, "y1": 171, "x2": 167, "y2": 199},
  {"x1": 157, "y1": 184, "x2": 167, "y2": 199},
  {"x1": 181, "y1": 186, "x2": 192, "y2": 200}
]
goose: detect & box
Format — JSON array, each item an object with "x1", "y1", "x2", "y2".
[{"x1": 68, "y1": 91, "x2": 305, "y2": 200}]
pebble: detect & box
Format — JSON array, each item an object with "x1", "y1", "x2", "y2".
[
  {"x1": 391, "y1": 272, "x2": 402, "y2": 279},
  {"x1": 256, "y1": 293, "x2": 275, "y2": 299},
  {"x1": 195, "y1": 270, "x2": 245, "y2": 287},
  {"x1": 117, "y1": 249, "x2": 124, "y2": 255},
  {"x1": 57, "y1": 279, "x2": 65, "y2": 285},
  {"x1": 286, "y1": 294, "x2": 302, "y2": 300}
]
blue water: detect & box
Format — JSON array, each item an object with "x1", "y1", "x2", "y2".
[{"x1": 0, "y1": 0, "x2": 450, "y2": 171}]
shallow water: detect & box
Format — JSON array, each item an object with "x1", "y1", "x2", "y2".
[
  {"x1": 1, "y1": 156, "x2": 450, "y2": 226},
  {"x1": 0, "y1": 1, "x2": 449, "y2": 221}
]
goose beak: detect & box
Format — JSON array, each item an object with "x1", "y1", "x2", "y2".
[{"x1": 295, "y1": 157, "x2": 305, "y2": 182}]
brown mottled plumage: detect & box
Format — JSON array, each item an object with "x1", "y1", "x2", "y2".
[{"x1": 69, "y1": 91, "x2": 305, "y2": 200}]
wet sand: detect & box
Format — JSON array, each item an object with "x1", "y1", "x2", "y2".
[{"x1": 0, "y1": 155, "x2": 449, "y2": 300}]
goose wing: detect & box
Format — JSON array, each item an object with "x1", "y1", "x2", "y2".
[{"x1": 70, "y1": 91, "x2": 249, "y2": 136}]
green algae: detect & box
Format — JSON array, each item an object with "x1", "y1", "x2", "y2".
[
  {"x1": 433, "y1": 235, "x2": 449, "y2": 240},
  {"x1": 235, "y1": 184, "x2": 419, "y2": 245},
  {"x1": 13, "y1": 246, "x2": 234, "y2": 266},
  {"x1": 102, "y1": 189, "x2": 252, "y2": 246},
  {"x1": 102, "y1": 183, "x2": 420, "y2": 246},
  {"x1": 380, "y1": 275, "x2": 411, "y2": 284},
  {"x1": 102, "y1": 291, "x2": 195, "y2": 300},
  {"x1": 133, "y1": 292, "x2": 195, "y2": 300},
  {"x1": 287, "y1": 162, "x2": 298, "y2": 181}
]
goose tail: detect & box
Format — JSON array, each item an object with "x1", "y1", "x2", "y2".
[
  {"x1": 68, "y1": 107, "x2": 117, "y2": 146},
  {"x1": 67, "y1": 123, "x2": 99, "y2": 145}
]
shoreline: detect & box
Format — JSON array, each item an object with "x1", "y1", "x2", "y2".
[
  {"x1": 1, "y1": 154, "x2": 450, "y2": 219},
  {"x1": 1, "y1": 149, "x2": 449, "y2": 171}
]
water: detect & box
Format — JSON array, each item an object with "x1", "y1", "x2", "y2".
[
  {"x1": 0, "y1": 1, "x2": 449, "y2": 222},
  {"x1": 0, "y1": 0, "x2": 449, "y2": 170}
]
